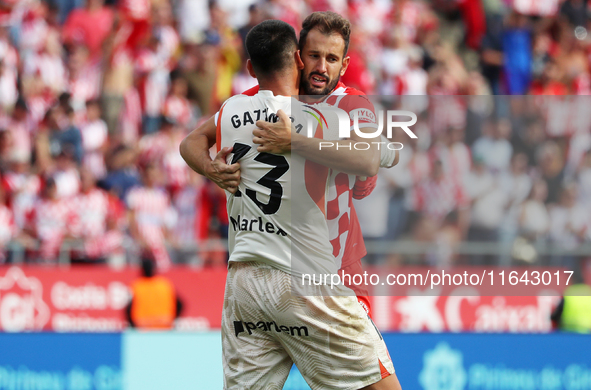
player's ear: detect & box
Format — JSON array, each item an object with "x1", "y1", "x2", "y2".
[
  {"x1": 295, "y1": 50, "x2": 304, "y2": 70},
  {"x1": 246, "y1": 60, "x2": 256, "y2": 78},
  {"x1": 340, "y1": 55, "x2": 350, "y2": 77}
]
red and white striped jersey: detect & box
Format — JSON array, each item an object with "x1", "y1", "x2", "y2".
[
  {"x1": 0, "y1": 204, "x2": 17, "y2": 247},
  {"x1": 428, "y1": 95, "x2": 467, "y2": 136},
  {"x1": 541, "y1": 96, "x2": 591, "y2": 137},
  {"x1": 412, "y1": 177, "x2": 469, "y2": 222},
  {"x1": 72, "y1": 188, "x2": 109, "y2": 238},
  {"x1": 27, "y1": 93, "x2": 55, "y2": 127},
  {"x1": 138, "y1": 132, "x2": 189, "y2": 189},
  {"x1": 19, "y1": 15, "x2": 48, "y2": 55},
  {"x1": 163, "y1": 95, "x2": 192, "y2": 128},
  {"x1": 7, "y1": 117, "x2": 34, "y2": 163},
  {"x1": 0, "y1": 66, "x2": 18, "y2": 108},
  {"x1": 429, "y1": 142, "x2": 472, "y2": 183},
  {"x1": 321, "y1": 82, "x2": 379, "y2": 267},
  {"x1": 126, "y1": 186, "x2": 175, "y2": 268},
  {"x1": 0, "y1": 204, "x2": 16, "y2": 262},
  {"x1": 68, "y1": 61, "x2": 103, "y2": 111},
  {"x1": 80, "y1": 119, "x2": 108, "y2": 178},
  {"x1": 28, "y1": 198, "x2": 78, "y2": 260},
  {"x1": 119, "y1": 88, "x2": 142, "y2": 145},
  {"x1": 3, "y1": 172, "x2": 41, "y2": 229},
  {"x1": 135, "y1": 26, "x2": 179, "y2": 117},
  {"x1": 0, "y1": 37, "x2": 19, "y2": 72},
  {"x1": 52, "y1": 168, "x2": 81, "y2": 199},
  {"x1": 384, "y1": 0, "x2": 427, "y2": 42},
  {"x1": 23, "y1": 53, "x2": 67, "y2": 94},
  {"x1": 172, "y1": 185, "x2": 203, "y2": 245}
]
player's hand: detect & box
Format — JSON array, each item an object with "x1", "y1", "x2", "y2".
[
  {"x1": 207, "y1": 147, "x2": 241, "y2": 194},
  {"x1": 253, "y1": 109, "x2": 292, "y2": 154}
]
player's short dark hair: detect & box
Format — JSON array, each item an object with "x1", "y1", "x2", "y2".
[
  {"x1": 299, "y1": 12, "x2": 351, "y2": 57},
  {"x1": 245, "y1": 20, "x2": 298, "y2": 77}
]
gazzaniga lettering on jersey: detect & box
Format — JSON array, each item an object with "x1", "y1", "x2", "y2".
[
  {"x1": 230, "y1": 109, "x2": 287, "y2": 128},
  {"x1": 234, "y1": 320, "x2": 309, "y2": 337},
  {"x1": 229, "y1": 214, "x2": 287, "y2": 236}
]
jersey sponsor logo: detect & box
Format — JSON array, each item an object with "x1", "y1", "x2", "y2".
[
  {"x1": 234, "y1": 320, "x2": 309, "y2": 337},
  {"x1": 349, "y1": 108, "x2": 376, "y2": 124},
  {"x1": 229, "y1": 215, "x2": 287, "y2": 236}
]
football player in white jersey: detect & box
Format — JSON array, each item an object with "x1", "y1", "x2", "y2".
[
  {"x1": 199, "y1": 20, "x2": 402, "y2": 390},
  {"x1": 180, "y1": 12, "x2": 399, "y2": 319}
]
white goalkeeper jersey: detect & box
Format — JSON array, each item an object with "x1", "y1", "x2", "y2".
[{"x1": 217, "y1": 90, "x2": 340, "y2": 277}]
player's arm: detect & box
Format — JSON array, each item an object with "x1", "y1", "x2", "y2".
[
  {"x1": 179, "y1": 116, "x2": 241, "y2": 193},
  {"x1": 254, "y1": 110, "x2": 380, "y2": 177}
]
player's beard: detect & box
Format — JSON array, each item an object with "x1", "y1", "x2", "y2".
[{"x1": 300, "y1": 69, "x2": 341, "y2": 96}]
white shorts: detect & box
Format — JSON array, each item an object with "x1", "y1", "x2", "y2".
[{"x1": 222, "y1": 261, "x2": 394, "y2": 390}]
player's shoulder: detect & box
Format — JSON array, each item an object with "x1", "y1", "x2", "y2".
[
  {"x1": 329, "y1": 82, "x2": 367, "y2": 97},
  {"x1": 328, "y1": 83, "x2": 373, "y2": 105},
  {"x1": 342, "y1": 85, "x2": 367, "y2": 97},
  {"x1": 223, "y1": 93, "x2": 252, "y2": 107}
]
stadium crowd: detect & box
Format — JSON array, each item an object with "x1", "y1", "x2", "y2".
[{"x1": 0, "y1": 0, "x2": 590, "y2": 268}]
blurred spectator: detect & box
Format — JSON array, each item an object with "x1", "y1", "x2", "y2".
[
  {"x1": 0, "y1": 185, "x2": 17, "y2": 263},
  {"x1": 498, "y1": 152, "x2": 532, "y2": 264},
  {"x1": 0, "y1": 130, "x2": 11, "y2": 172},
  {"x1": 530, "y1": 59, "x2": 569, "y2": 95},
  {"x1": 411, "y1": 159, "x2": 470, "y2": 234},
  {"x1": 138, "y1": 116, "x2": 189, "y2": 195},
  {"x1": 238, "y1": 4, "x2": 265, "y2": 53},
  {"x1": 22, "y1": 30, "x2": 67, "y2": 96},
  {"x1": 503, "y1": 12, "x2": 532, "y2": 95},
  {"x1": 2, "y1": 153, "x2": 42, "y2": 230},
  {"x1": 171, "y1": 171, "x2": 205, "y2": 264},
  {"x1": 102, "y1": 145, "x2": 141, "y2": 200},
  {"x1": 24, "y1": 178, "x2": 77, "y2": 262},
  {"x1": 62, "y1": 0, "x2": 114, "y2": 58},
  {"x1": 548, "y1": 183, "x2": 588, "y2": 265},
  {"x1": 466, "y1": 154, "x2": 506, "y2": 264},
  {"x1": 513, "y1": 119, "x2": 546, "y2": 167},
  {"x1": 6, "y1": 99, "x2": 34, "y2": 165},
  {"x1": 126, "y1": 257, "x2": 182, "y2": 329},
  {"x1": 197, "y1": 180, "x2": 229, "y2": 267},
  {"x1": 44, "y1": 105, "x2": 83, "y2": 165},
  {"x1": 71, "y1": 168, "x2": 124, "y2": 263},
  {"x1": 126, "y1": 163, "x2": 176, "y2": 269},
  {"x1": 0, "y1": 60, "x2": 17, "y2": 111},
  {"x1": 51, "y1": 150, "x2": 80, "y2": 199},
  {"x1": 480, "y1": 14, "x2": 504, "y2": 94},
  {"x1": 576, "y1": 150, "x2": 591, "y2": 209},
  {"x1": 518, "y1": 179, "x2": 550, "y2": 243},
  {"x1": 559, "y1": 0, "x2": 588, "y2": 29},
  {"x1": 538, "y1": 141, "x2": 566, "y2": 204},
  {"x1": 162, "y1": 72, "x2": 193, "y2": 130},
  {"x1": 354, "y1": 172, "x2": 394, "y2": 266},
  {"x1": 80, "y1": 99, "x2": 108, "y2": 179},
  {"x1": 472, "y1": 118, "x2": 513, "y2": 173}
]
